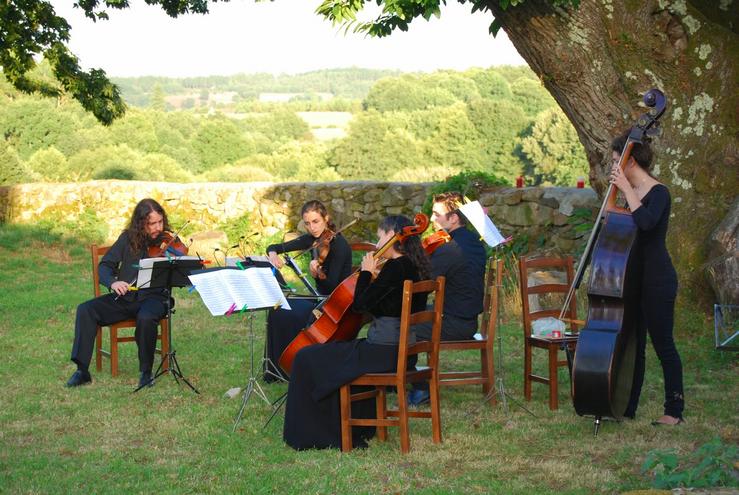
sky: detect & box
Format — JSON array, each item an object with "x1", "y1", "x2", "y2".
[{"x1": 51, "y1": 0, "x2": 526, "y2": 78}]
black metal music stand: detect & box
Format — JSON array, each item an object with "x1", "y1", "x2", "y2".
[{"x1": 133, "y1": 257, "x2": 204, "y2": 394}]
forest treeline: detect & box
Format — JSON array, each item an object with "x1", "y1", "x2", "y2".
[{"x1": 0, "y1": 65, "x2": 588, "y2": 186}]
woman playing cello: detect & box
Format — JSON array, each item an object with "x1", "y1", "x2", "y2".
[
  {"x1": 264, "y1": 200, "x2": 352, "y2": 381},
  {"x1": 609, "y1": 130, "x2": 684, "y2": 426},
  {"x1": 283, "y1": 215, "x2": 431, "y2": 450}
]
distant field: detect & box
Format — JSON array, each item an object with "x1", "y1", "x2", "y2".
[{"x1": 298, "y1": 111, "x2": 353, "y2": 140}]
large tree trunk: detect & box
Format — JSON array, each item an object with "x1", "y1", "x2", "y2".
[{"x1": 485, "y1": 0, "x2": 738, "y2": 304}]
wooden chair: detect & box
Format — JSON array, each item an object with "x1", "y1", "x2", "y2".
[
  {"x1": 518, "y1": 255, "x2": 580, "y2": 410},
  {"x1": 91, "y1": 244, "x2": 169, "y2": 376},
  {"x1": 339, "y1": 276, "x2": 445, "y2": 454},
  {"x1": 438, "y1": 258, "x2": 502, "y2": 404},
  {"x1": 349, "y1": 241, "x2": 376, "y2": 271}
]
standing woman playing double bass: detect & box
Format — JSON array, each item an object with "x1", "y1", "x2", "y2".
[
  {"x1": 609, "y1": 130, "x2": 684, "y2": 425},
  {"x1": 264, "y1": 200, "x2": 352, "y2": 381}
]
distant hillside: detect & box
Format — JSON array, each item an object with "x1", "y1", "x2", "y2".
[{"x1": 112, "y1": 68, "x2": 402, "y2": 107}]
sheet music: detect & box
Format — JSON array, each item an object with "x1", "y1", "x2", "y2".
[
  {"x1": 136, "y1": 255, "x2": 202, "y2": 289},
  {"x1": 459, "y1": 201, "x2": 506, "y2": 248},
  {"x1": 188, "y1": 267, "x2": 290, "y2": 316}
]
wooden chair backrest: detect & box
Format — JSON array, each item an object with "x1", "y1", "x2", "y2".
[
  {"x1": 518, "y1": 255, "x2": 578, "y2": 334},
  {"x1": 396, "y1": 277, "x2": 445, "y2": 375},
  {"x1": 349, "y1": 241, "x2": 377, "y2": 271},
  {"x1": 91, "y1": 244, "x2": 112, "y2": 298}
]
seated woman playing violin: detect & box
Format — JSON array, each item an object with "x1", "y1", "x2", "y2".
[
  {"x1": 263, "y1": 200, "x2": 352, "y2": 382},
  {"x1": 66, "y1": 198, "x2": 188, "y2": 389},
  {"x1": 283, "y1": 215, "x2": 431, "y2": 450}
]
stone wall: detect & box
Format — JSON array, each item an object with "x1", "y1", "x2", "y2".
[{"x1": 0, "y1": 180, "x2": 599, "y2": 256}]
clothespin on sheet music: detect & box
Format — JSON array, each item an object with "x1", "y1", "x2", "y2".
[
  {"x1": 225, "y1": 303, "x2": 237, "y2": 316},
  {"x1": 188, "y1": 285, "x2": 197, "y2": 293},
  {"x1": 273, "y1": 300, "x2": 282, "y2": 310},
  {"x1": 240, "y1": 304, "x2": 248, "y2": 313},
  {"x1": 236, "y1": 260, "x2": 246, "y2": 270}
]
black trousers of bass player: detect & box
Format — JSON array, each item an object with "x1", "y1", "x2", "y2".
[{"x1": 71, "y1": 291, "x2": 167, "y2": 373}]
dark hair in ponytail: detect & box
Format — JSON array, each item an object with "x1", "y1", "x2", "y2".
[
  {"x1": 301, "y1": 200, "x2": 336, "y2": 231},
  {"x1": 378, "y1": 215, "x2": 431, "y2": 280},
  {"x1": 612, "y1": 128, "x2": 654, "y2": 171}
]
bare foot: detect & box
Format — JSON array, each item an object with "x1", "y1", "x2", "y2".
[{"x1": 651, "y1": 415, "x2": 683, "y2": 425}]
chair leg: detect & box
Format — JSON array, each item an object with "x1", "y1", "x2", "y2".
[
  {"x1": 397, "y1": 387, "x2": 410, "y2": 454},
  {"x1": 482, "y1": 347, "x2": 496, "y2": 404},
  {"x1": 524, "y1": 341, "x2": 532, "y2": 401},
  {"x1": 548, "y1": 345, "x2": 559, "y2": 410},
  {"x1": 95, "y1": 326, "x2": 103, "y2": 372},
  {"x1": 376, "y1": 387, "x2": 387, "y2": 442},
  {"x1": 110, "y1": 327, "x2": 119, "y2": 377},
  {"x1": 339, "y1": 385, "x2": 353, "y2": 453},
  {"x1": 429, "y1": 378, "x2": 442, "y2": 444},
  {"x1": 160, "y1": 319, "x2": 169, "y2": 372}
]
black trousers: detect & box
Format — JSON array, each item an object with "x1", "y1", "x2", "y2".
[
  {"x1": 625, "y1": 284, "x2": 684, "y2": 419},
  {"x1": 71, "y1": 293, "x2": 167, "y2": 373},
  {"x1": 412, "y1": 313, "x2": 478, "y2": 392}
]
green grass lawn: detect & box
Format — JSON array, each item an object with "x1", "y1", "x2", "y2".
[{"x1": 0, "y1": 224, "x2": 736, "y2": 494}]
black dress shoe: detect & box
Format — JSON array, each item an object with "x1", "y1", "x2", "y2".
[
  {"x1": 139, "y1": 371, "x2": 154, "y2": 388},
  {"x1": 66, "y1": 370, "x2": 92, "y2": 388}
]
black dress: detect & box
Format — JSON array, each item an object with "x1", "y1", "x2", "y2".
[
  {"x1": 283, "y1": 256, "x2": 427, "y2": 450},
  {"x1": 263, "y1": 233, "x2": 352, "y2": 381},
  {"x1": 624, "y1": 184, "x2": 683, "y2": 419}
]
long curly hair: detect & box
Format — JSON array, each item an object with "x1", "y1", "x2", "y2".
[
  {"x1": 125, "y1": 198, "x2": 170, "y2": 254},
  {"x1": 378, "y1": 215, "x2": 431, "y2": 280}
]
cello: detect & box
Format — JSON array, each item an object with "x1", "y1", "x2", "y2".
[
  {"x1": 569, "y1": 89, "x2": 666, "y2": 433},
  {"x1": 278, "y1": 213, "x2": 429, "y2": 374}
]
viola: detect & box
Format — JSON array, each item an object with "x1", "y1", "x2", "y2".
[
  {"x1": 148, "y1": 231, "x2": 189, "y2": 258},
  {"x1": 569, "y1": 88, "x2": 666, "y2": 429},
  {"x1": 278, "y1": 213, "x2": 429, "y2": 375},
  {"x1": 422, "y1": 230, "x2": 451, "y2": 255}
]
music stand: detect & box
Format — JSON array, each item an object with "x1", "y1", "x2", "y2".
[
  {"x1": 133, "y1": 257, "x2": 204, "y2": 394},
  {"x1": 232, "y1": 304, "x2": 280, "y2": 432}
]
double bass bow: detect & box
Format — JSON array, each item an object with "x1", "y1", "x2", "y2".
[
  {"x1": 278, "y1": 213, "x2": 430, "y2": 375},
  {"x1": 569, "y1": 89, "x2": 666, "y2": 432}
]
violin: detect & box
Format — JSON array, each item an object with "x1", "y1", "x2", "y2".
[
  {"x1": 570, "y1": 88, "x2": 666, "y2": 429},
  {"x1": 148, "y1": 231, "x2": 189, "y2": 258},
  {"x1": 422, "y1": 230, "x2": 451, "y2": 255},
  {"x1": 310, "y1": 219, "x2": 358, "y2": 280},
  {"x1": 278, "y1": 213, "x2": 429, "y2": 375},
  {"x1": 312, "y1": 228, "x2": 335, "y2": 280}
]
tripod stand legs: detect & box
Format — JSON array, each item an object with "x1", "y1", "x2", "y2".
[
  {"x1": 232, "y1": 375, "x2": 274, "y2": 432},
  {"x1": 133, "y1": 349, "x2": 200, "y2": 394}
]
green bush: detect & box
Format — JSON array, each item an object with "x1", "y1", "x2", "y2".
[
  {"x1": 36, "y1": 207, "x2": 108, "y2": 245},
  {"x1": 422, "y1": 170, "x2": 508, "y2": 213},
  {"x1": 641, "y1": 437, "x2": 738, "y2": 489}
]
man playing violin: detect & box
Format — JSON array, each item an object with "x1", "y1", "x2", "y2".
[
  {"x1": 66, "y1": 198, "x2": 184, "y2": 389},
  {"x1": 264, "y1": 200, "x2": 352, "y2": 381},
  {"x1": 408, "y1": 192, "x2": 487, "y2": 406}
]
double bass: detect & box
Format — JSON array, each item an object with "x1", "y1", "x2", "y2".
[
  {"x1": 278, "y1": 213, "x2": 429, "y2": 374},
  {"x1": 570, "y1": 89, "x2": 666, "y2": 433}
]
